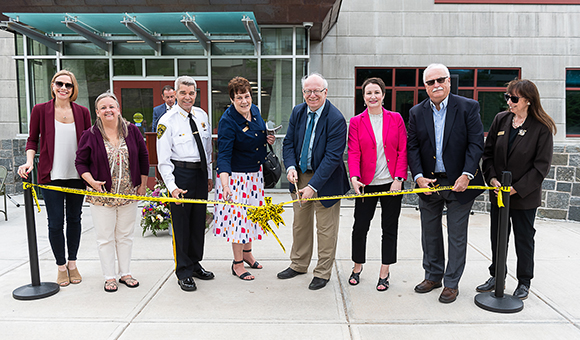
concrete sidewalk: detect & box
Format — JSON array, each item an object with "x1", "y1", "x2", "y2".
[{"x1": 1, "y1": 193, "x2": 579, "y2": 340}]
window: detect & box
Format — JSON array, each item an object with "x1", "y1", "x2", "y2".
[
  {"x1": 162, "y1": 42, "x2": 205, "y2": 56},
  {"x1": 566, "y1": 69, "x2": 580, "y2": 136},
  {"x1": 261, "y1": 59, "x2": 293, "y2": 134},
  {"x1": 354, "y1": 67, "x2": 519, "y2": 131},
  {"x1": 16, "y1": 60, "x2": 26, "y2": 133},
  {"x1": 113, "y1": 59, "x2": 142, "y2": 76},
  {"x1": 113, "y1": 42, "x2": 155, "y2": 56},
  {"x1": 64, "y1": 42, "x2": 106, "y2": 56},
  {"x1": 61, "y1": 59, "x2": 110, "y2": 120},
  {"x1": 178, "y1": 59, "x2": 208, "y2": 76},
  {"x1": 211, "y1": 59, "x2": 258, "y2": 131},
  {"x1": 29, "y1": 59, "x2": 57, "y2": 107},
  {"x1": 146, "y1": 59, "x2": 173, "y2": 77},
  {"x1": 262, "y1": 28, "x2": 293, "y2": 55}
]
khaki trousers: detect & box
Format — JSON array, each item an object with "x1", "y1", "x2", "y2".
[{"x1": 289, "y1": 171, "x2": 341, "y2": 280}]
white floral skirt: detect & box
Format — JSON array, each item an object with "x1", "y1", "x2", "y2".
[{"x1": 213, "y1": 170, "x2": 264, "y2": 243}]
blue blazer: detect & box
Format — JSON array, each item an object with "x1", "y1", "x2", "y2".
[
  {"x1": 283, "y1": 99, "x2": 349, "y2": 207},
  {"x1": 152, "y1": 103, "x2": 168, "y2": 132},
  {"x1": 216, "y1": 104, "x2": 268, "y2": 175},
  {"x1": 407, "y1": 93, "x2": 485, "y2": 204}
]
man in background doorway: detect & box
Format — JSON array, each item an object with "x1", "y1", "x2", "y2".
[{"x1": 152, "y1": 85, "x2": 176, "y2": 132}]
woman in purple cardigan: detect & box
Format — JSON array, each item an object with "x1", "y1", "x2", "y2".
[
  {"x1": 76, "y1": 92, "x2": 149, "y2": 293},
  {"x1": 18, "y1": 70, "x2": 92, "y2": 287}
]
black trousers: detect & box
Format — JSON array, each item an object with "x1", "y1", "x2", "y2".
[
  {"x1": 351, "y1": 183, "x2": 402, "y2": 265},
  {"x1": 40, "y1": 179, "x2": 85, "y2": 266},
  {"x1": 170, "y1": 166, "x2": 208, "y2": 280},
  {"x1": 489, "y1": 204, "x2": 537, "y2": 287}
]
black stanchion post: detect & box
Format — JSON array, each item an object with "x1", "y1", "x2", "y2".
[
  {"x1": 474, "y1": 171, "x2": 523, "y2": 313},
  {"x1": 12, "y1": 178, "x2": 60, "y2": 300},
  {"x1": 494, "y1": 171, "x2": 511, "y2": 299}
]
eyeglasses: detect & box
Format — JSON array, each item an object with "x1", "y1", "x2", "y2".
[
  {"x1": 504, "y1": 93, "x2": 521, "y2": 103},
  {"x1": 425, "y1": 77, "x2": 448, "y2": 86},
  {"x1": 54, "y1": 81, "x2": 74, "y2": 90},
  {"x1": 302, "y1": 88, "x2": 326, "y2": 96}
]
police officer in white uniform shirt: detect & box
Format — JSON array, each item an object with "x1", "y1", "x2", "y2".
[{"x1": 156, "y1": 76, "x2": 214, "y2": 292}]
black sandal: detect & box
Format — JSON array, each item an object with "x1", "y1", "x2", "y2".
[
  {"x1": 232, "y1": 260, "x2": 254, "y2": 280},
  {"x1": 376, "y1": 273, "x2": 390, "y2": 292},
  {"x1": 242, "y1": 249, "x2": 262, "y2": 269},
  {"x1": 104, "y1": 280, "x2": 118, "y2": 293},
  {"x1": 349, "y1": 266, "x2": 363, "y2": 286}
]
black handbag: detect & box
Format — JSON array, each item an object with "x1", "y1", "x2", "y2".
[{"x1": 263, "y1": 144, "x2": 282, "y2": 189}]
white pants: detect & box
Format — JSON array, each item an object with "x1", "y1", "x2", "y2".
[{"x1": 90, "y1": 202, "x2": 138, "y2": 280}]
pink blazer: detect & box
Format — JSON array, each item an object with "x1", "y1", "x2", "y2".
[{"x1": 348, "y1": 108, "x2": 408, "y2": 185}]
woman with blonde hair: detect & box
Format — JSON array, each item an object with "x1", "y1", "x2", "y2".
[
  {"x1": 18, "y1": 70, "x2": 91, "y2": 287},
  {"x1": 76, "y1": 92, "x2": 149, "y2": 292}
]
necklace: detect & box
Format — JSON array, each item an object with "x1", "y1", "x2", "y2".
[{"x1": 512, "y1": 115, "x2": 526, "y2": 129}]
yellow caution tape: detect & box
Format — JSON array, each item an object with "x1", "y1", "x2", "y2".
[
  {"x1": 22, "y1": 182, "x2": 510, "y2": 251},
  {"x1": 23, "y1": 182, "x2": 42, "y2": 213}
]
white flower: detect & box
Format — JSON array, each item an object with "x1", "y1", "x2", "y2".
[
  {"x1": 151, "y1": 216, "x2": 155, "y2": 222},
  {"x1": 157, "y1": 214, "x2": 164, "y2": 222}
]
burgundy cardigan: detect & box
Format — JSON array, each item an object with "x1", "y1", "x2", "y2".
[
  {"x1": 25, "y1": 99, "x2": 92, "y2": 184},
  {"x1": 75, "y1": 123, "x2": 149, "y2": 192}
]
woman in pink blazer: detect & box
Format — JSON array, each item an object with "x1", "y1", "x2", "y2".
[{"x1": 347, "y1": 77, "x2": 408, "y2": 291}]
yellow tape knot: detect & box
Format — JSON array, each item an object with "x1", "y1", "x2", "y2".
[
  {"x1": 22, "y1": 182, "x2": 41, "y2": 212},
  {"x1": 247, "y1": 196, "x2": 286, "y2": 252},
  {"x1": 497, "y1": 186, "x2": 511, "y2": 208}
]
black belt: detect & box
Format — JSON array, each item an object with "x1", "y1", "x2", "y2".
[
  {"x1": 434, "y1": 172, "x2": 447, "y2": 178},
  {"x1": 302, "y1": 170, "x2": 314, "y2": 174},
  {"x1": 172, "y1": 160, "x2": 202, "y2": 169}
]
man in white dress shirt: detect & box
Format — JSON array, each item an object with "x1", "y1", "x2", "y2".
[{"x1": 156, "y1": 76, "x2": 213, "y2": 292}]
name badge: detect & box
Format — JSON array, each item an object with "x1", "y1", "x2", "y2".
[
  {"x1": 242, "y1": 126, "x2": 249, "y2": 132},
  {"x1": 497, "y1": 131, "x2": 505, "y2": 136}
]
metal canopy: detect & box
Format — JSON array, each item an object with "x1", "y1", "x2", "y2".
[
  {"x1": 62, "y1": 17, "x2": 110, "y2": 51},
  {"x1": 1, "y1": 12, "x2": 261, "y2": 52}
]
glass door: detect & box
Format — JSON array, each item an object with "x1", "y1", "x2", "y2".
[{"x1": 113, "y1": 80, "x2": 208, "y2": 133}]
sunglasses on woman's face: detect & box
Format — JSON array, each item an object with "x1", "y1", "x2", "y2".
[
  {"x1": 54, "y1": 81, "x2": 74, "y2": 90},
  {"x1": 504, "y1": 93, "x2": 520, "y2": 103}
]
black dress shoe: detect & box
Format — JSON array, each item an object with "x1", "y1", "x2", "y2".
[
  {"x1": 308, "y1": 277, "x2": 329, "y2": 290},
  {"x1": 178, "y1": 277, "x2": 197, "y2": 291},
  {"x1": 192, "y1": 267, "x2": 215, "y2": 280},
  {"x1": 513, "y1": 283, "x2": 529, "y2": 300},
  {"x1": 277, "y1": 267, "x2": 306, "y2": 279},
  {"x1": 476, "y1": 277, "x2": 496, "y2": 292}
]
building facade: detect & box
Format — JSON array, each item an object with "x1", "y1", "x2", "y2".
[{"x1": 2, "y1": 0, "x2": 580, "y2": 220}]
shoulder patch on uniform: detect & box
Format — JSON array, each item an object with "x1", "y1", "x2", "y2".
[{"x1": 157, "y1": 124, "x2": 167, "y2": 139}]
